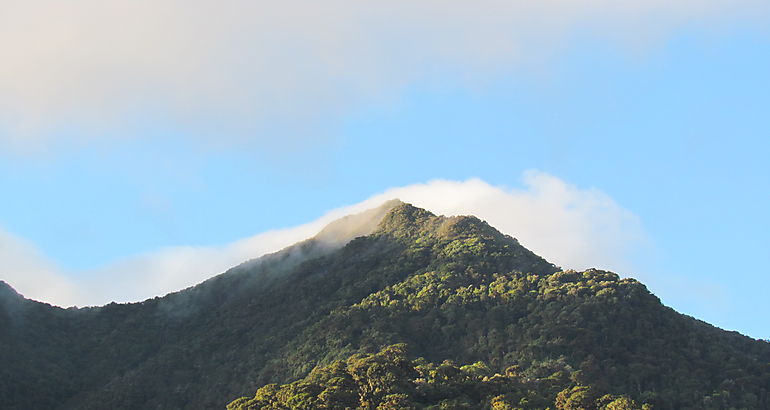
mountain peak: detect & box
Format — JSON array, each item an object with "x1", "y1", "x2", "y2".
[
  {"x1": 376, "y1": 201, "x2": 436, "y2": 235},
  {"x1": 315, "y1": 200, "x2": 499, "y2": 244},
  {"x1": 313, "y1": 199, "x2": 404, "y2": 246},
  {"x1": 376, "y1": 202, "x2": 503, "y2": 241}
]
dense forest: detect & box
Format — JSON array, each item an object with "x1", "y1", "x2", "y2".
[
  {"x1": 227, "y1": 343, "x2": 652, "y2": 409},
  {"x1": 1, "y1": 202, "x2": 769, "y2": 409}
]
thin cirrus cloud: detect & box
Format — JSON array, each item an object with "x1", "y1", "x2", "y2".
[
  {"x1": 0, "y1": 171, "x2": 647, "y2": 307},
  {"x1": 1, "y1": 0, "x2": 768, "y2": 148}
]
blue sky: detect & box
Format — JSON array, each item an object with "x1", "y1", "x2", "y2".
[{"x1": 0, "y1": 1, "x2": 769, "y2": 339}]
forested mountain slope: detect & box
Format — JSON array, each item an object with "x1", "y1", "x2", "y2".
[{"x1": 1, "y1": 202, "x2": 768, "y2": 409}]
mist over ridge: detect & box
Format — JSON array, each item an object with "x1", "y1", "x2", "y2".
[{"x1": 0, "y1": 174, "x2": 643, "y2": 308}]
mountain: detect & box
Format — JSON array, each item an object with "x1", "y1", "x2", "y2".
[{"x1": 1, "y1": 202, "x2": 769, "y2": 409}]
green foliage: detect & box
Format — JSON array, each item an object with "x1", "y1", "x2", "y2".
[
  {"x1": 230, "y1": 344, "x2": 649, "y2": 409},
  {"x1": 2, "y1": 203, "x2": 769, "y2": 409}
]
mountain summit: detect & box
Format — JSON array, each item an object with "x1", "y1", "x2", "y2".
[{"x1": 1, "y1": 202, "x2": 768, "y2": 409}]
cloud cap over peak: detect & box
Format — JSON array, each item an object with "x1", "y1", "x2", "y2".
[{"x1": 0, "y1": 172, "x2": 646, "y2": 307}]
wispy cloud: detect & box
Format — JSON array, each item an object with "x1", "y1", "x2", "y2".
[
  {"x1": 366, "y1": 171, "x2": 647, "y2": 274},
  {"x1": 0, "y1": 229, "x2": 81, "y2": 305},
  {"x1": 1, "y1": 0, "x2": 767, "y2": 148},
  {"x1": 1, "y1": 172, "x2": 648, "y2": 307}
]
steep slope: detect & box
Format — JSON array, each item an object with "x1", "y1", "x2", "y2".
[{"x1": 1, "y1": 202, "x2": 769, "y2": 409}]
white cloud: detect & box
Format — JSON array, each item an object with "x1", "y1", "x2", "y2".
[
  {"x1": 1, "y1": 0, "x2": 767, "y2": 148},
  {"x1": 0, "y1": 172, "x2": 647, "y2": 307},
  {"x1": 0, "y1": 229, "x2": 81, "y2": 305},
  {"x1": 358, "y1": 171, "x2": 647, "y2": 273}
]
